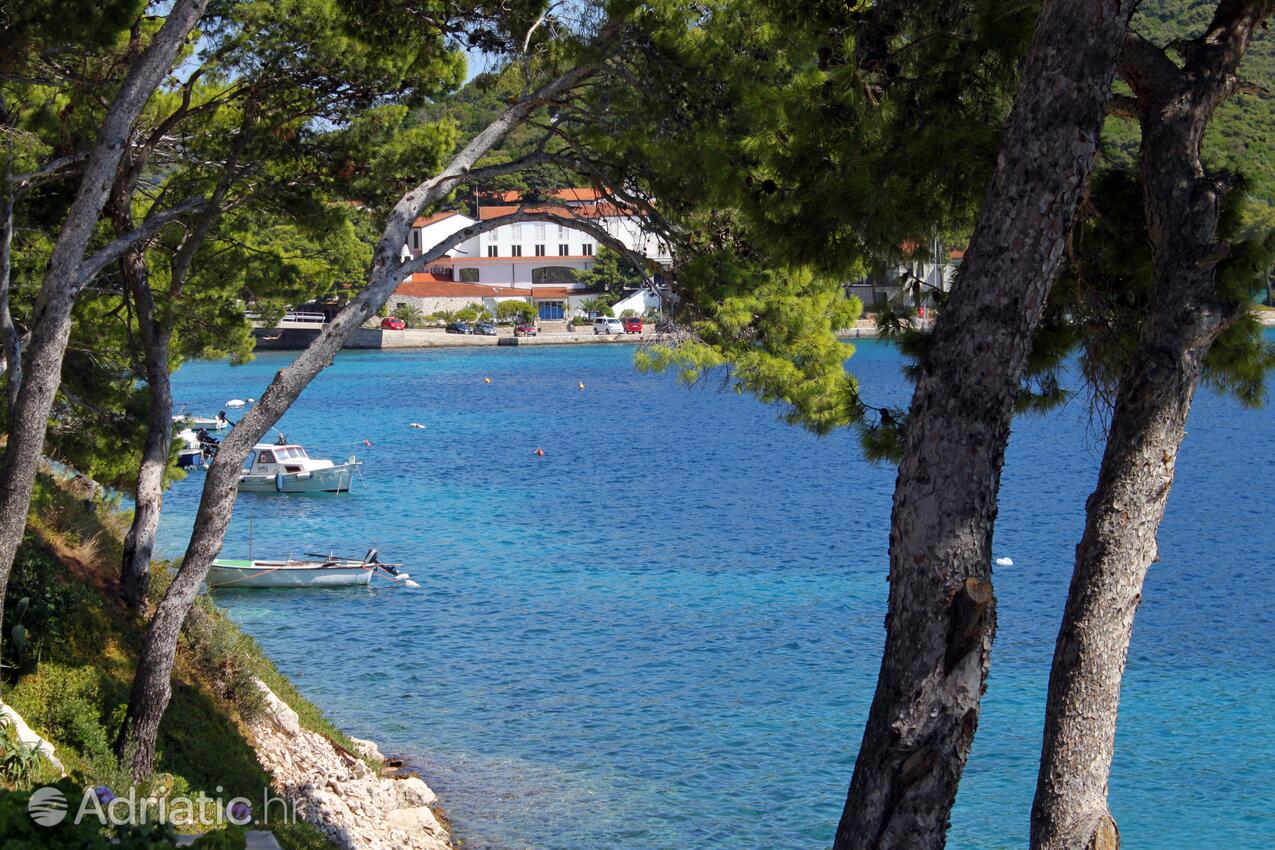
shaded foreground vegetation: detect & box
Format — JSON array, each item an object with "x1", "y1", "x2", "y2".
[{"x1": 0, "y1": 469, "x2": 355, "y2": 849}]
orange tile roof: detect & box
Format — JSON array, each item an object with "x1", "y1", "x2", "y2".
[
  {"x1": 411, "y1": 211, "x2": 464, "y2": 227},
  {"x1": 394, "y1": 273, "x2": 528, "y2": 299},
  {"x1": 476, "y1": 202, "x2": 632, "y2": 221},
  {"x1": 482, "y1": 188, "x2": 602, "y2": 203}
]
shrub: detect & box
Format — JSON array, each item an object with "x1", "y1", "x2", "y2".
[
  {"x1": 496, "y1": 300, "x2": 534, "y2": 323},
  {"x1": 182, "y1": 602, "x2": 266, "y2": 722},
  {"x1": 7, "y1": 664, "x2": 114, "y2": 767},
  {"x1": 0, "y1": 779, "x2": 180, "y2": 849},
  {"x1": 2, "y1": 541, "x2": 93, "y2": 681},
  {"x1": 0, "y1": 717, "x2": 49, "y2": 788},
  {"x1": 454, "y1": 304, "x2": 479, "y2": 322},
  {"x1": 396, "y1": 305, "x2": 424, "y2": 328},
  {"x1": 620, "y1": 308, "x2": 639, "y2": 318}
]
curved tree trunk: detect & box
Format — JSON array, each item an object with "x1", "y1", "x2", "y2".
[
  {"x1": 832, "y1": 2, "x2": 1135, "y2": 847},
  {"x1": 1031, "y1": 5, "x2": 1268, "y2": 849},
  {"x1": 0, "y1": 0, "x2": 209, "y2": 657},
  {"x1": 117, "y1": 65, "x2": 600, "y2": 779}
]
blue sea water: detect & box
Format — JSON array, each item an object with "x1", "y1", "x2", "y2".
[{"x1": 155, "y1": 337, "x2": 1275, "y2": 850}]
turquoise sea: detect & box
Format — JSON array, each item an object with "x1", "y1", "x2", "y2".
[{"x1": 156, "y1": 337, "x2": 1275, "y2": 850}]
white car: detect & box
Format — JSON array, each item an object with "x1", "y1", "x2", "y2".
[{"x1": 593, "y1": 317, "x2": 624, "y2": 334}]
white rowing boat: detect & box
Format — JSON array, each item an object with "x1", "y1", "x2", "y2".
[
  {"x1": 207, "y1": 549, "x2": 414, "y2": 589},
  {"x1": 207, "y1": 558, "x2": 374, "y2": 588}
]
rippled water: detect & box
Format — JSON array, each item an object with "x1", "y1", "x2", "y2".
[{"x1": 156, "y1": 337, "x2": 1275, "y2": 850}]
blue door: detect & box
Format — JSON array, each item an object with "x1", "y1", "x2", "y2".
[{"x1": 537, "y1": 301, "x2": 564, "y2": 320}]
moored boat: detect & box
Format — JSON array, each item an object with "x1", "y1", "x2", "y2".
[
  {"x1": 174, "y1": 409, "x2": 233, "y2": 432},
  {"x1": 239, "y1": 438, "x2": 360, "y2": 493},
  {"x1": 207, "y1": 549, "x2": 410, "y2": 589},
  {"x1": 208, "y1": 557, "x2": 374, "y2": 588}
]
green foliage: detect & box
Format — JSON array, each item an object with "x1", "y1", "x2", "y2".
[
  {"x1": 181, "y1": 600, "x2": 267, "y2": 723},
  {"x1": 395, "y1": 305, "x2": 425, "y2": 328},
  {"x1": 2, "y1": 540, "x2": 95, "y2": 682},
  {"x1": 8, "y1": 664, "x2": 115, "y2": 769},
  {"x1": 0, "y1": 779, "x2": 178, "y2": 850},
  {"x1": 575, "y1": 246, "x2": 645, "y2": 294},
  {"x1": 636, "y1": 256, "x2": 862, "y2": 435},
  {"x1": 1104, "y1": 1, "x2": 1275, "y2": 216},
  {"x1": 0, "y1": 716, "x2": 50, "y2": 788},
  {"x1": 496, "y1": 300, "x2": 534, "y2": 323},
  {"x1": 455, "y1": 304, "x2": 480, "y2": 322},
  {"x1": 579, "y1": 295, "x2": 616, "y2": 317}
]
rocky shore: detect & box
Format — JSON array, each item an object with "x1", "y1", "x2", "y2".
[{"x1": 248, "y1": 679, "x2": 452, "y2": 850}]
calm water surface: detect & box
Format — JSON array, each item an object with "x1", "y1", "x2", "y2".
[{"x1": 156, "y1": 337, "x2": 1275, "y2": 850}]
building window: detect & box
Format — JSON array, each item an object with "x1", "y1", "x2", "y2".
[
  {"x1": 511, "y1": 224, "x2": 522, "y2": 238},
  {"x1": 396, "y1": 302, "x2": 406, "y2": 310},
  {"x1": 459, "y1": 268, "x2": 480, "y2": 282},
  {"x1": 412, "y1": 230, "x2": 421, "y2": 251},
  {"x1": 582, "y1": 243, "x2": 594, "y2": 256},
  {"x1": 535, "y1": 224, "x2": 546, "y2": 239},
  {"x1": 487, "y1": 245, "x2": 498, "y2": 257},
  {"x1": 511, "y1": 245, "x2": 522, "y2": 257},
  {"x1": 558, "y1": 244, "x2": 569, "y2": 256},
  {"x1": 558, "y1": 223, "x2": 567, "y2": 237},
  {"x1": 532, "y1": 266, "x2": 578, "y2": 284},
  {"x1": 534, "y1": 244, "x2": 546, "y2": 257}
]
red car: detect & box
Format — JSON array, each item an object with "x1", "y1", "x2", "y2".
[
  {"x1": 622, "y1": 316, "x2": 643, "y2": 334},
  {"x1": 381, "y1": 316, "x2": 405, "y2": 330},
  {"x1": 514, "y1": 323, "x2": 538, "y2": 337}
]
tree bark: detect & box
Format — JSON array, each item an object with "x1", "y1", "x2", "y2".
[
  {"x1": 113, "y1": 200, "x2": 172, "y2": 610},
  {"x1": 1031, "y1": 6, "x2": 1269, "y2": 849},
  {"x1": 0, "y1": 187, "x2": 19, "y2": 413},
  {"x1": 832, "y1": 2, "x2": 1136, "y2": 848},
  {"x1": 0, "y1": 0, "x2": 209, "y2": 657},
  {"x1": 117, "y1": 65, "x2": 599, "y2": 779}
]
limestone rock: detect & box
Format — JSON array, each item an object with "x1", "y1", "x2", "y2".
[{"x1": 246, "y1": 679, "x2": 451, "y2": 850}]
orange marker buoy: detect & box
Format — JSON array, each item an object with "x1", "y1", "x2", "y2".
[
  {"x1": 484, "y1": 377, "x2": 492, "y2": 384},
  {"x1": 534, "y1": 448, "x2": 545, "y2": 457}
]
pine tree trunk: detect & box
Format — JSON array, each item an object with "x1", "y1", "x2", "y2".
[
  {"x1": 0, "y1": 187, "x2": 19, "y2": 413},
  {"x1": 832, "y1": 2, "x2": 1135, "y2": 847},
  {"x1": 119, "y1": 248, "x2": 172, "y2": 610},
  {"x1": 0, "y1": 0, "x2": 209, "y2": 658},
  {"x1": 1031, "y1": 6, "x2": 1268, "y2": 848}
]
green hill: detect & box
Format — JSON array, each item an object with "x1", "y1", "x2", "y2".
[{"x1": 1104, "y1": 1, "x2": 1275, "y2": 218}]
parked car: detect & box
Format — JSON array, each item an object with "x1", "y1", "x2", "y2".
[
  {"x1": 514, "y1": 323, "x2": 538, "y2": 337},
  {"x1": 445, "y1": 321, "x2": 473, "y2": 335},
  {"x1": 473, "y1": 321, "x2": 497, "y2": 336},
  {"x1": 593, "y1": 317, "x2": 624, "y2": 335},
  {"x1": 621, "y1": 316, "x2": 643, "y2": 334},
  {"x1": 380, "y1": 316, "x2": 405, "y2": 330}
]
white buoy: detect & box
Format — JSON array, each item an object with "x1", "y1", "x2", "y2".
[
  {"x1": 995, "y1": 557, "x2": 1014, "y2": 567},
  {"x1": 410, "y1": 423, "x2": 426, "y2": 429},
  {"x1": 226, "y1": 399, "x2": 247, "y2": 408},
  {"x1": 404, "y1": 580, "x2": 421, "y2": 589}
]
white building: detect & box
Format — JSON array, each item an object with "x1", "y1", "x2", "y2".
[{"x1": 399, "y1": 189, "x2": 670, "y2": 321}]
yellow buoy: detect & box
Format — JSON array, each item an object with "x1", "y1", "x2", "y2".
[
  {"x1": 577, "y1": 382, "x2": 585, "y2": 391},
  {"x1": 484, "y1": 377, "x2": 492, "y2": 384}
]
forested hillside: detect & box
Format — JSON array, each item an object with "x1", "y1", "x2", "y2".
[{"x1": 1105, "y1": 1, "x2": 1275, "y2": 220}]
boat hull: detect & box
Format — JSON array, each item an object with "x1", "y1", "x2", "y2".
[
  {"x1": 208, "y1": 560, "x2": 373, "y2": 588},
  {"x1": 238, "y1": 463, "x2": 357, "y2": 493}
]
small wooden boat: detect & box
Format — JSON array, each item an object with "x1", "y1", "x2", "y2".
[
  {"x1": 239, "y1": 438, "x2": 361, "y2": 493},
  {"x1": 208, "y1": 557, "x2": 374, "y2": 588},
  {"x1": 207, "y1": 549, "x2": 412, "y2": 589}
]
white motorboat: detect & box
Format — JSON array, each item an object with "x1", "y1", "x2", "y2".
[
  {"x1": 239, "y1": 439, "x2": 360, "y2": 493},
  {"x1": 207, "y1": 549, "x2": 409, "y2": 589},
  {"x1": 174, "y1": 410, "x2": 232, "y2": 432}
]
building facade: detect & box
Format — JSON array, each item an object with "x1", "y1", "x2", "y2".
[{"x1": 398, "y1": 189, "x2": 670, "y2": 321}]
